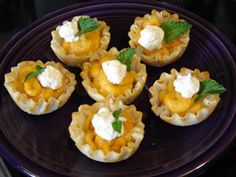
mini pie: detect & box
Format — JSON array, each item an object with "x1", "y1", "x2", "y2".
[
  {"x1": 149, "y1": 68, "x2": 222, "y2": 126},
  {"x1": 80, "y1": 47, "x2": 147, "y2": 104},
  {"x1": 4, "y1": 60, "x2": 76, "y2": 115},
  {"x1": 128, "y1": 10, "x2": 190, "y2": 67},
  {"x1": 51, "y1": 16, "x2": 110, "y2": 67},
  {"x1": 68, "y1": 97, "x2": 145, "y2": 162}
]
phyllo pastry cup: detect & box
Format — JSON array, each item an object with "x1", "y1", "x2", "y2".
[
  {"x1": 4, "y1": 60, "x2": 76, "y2": 115},
  {"x1": 68, "y1": 97, "x2": 145, "y2": 162},
  {"x1": 149, "y1": 68, "x2": 223, "y2": 126},
  {"x1": 51, "y1": 16, "x2": 110, "y2": 67},
  {"x1": 128, "y1": 10, "x2": 190, "y2": 67},
  {"x1": 80, "y1": 47, "x2": 147, "y2": 104}
]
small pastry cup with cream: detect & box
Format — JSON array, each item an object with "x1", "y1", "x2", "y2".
[
  {"x1": 149, "y1": 68, "x2": 226, "y2": 126},
  {"x1": 4, "y1": 60, "x2": 76, "y2": 115},
  {"x1": 128, "y1": 10, "x2": 191, "y2": 67},
  {"x1": 51, "y1": 16, "x2": 110, "y2": 67},
  {"x1": 80, "y1": 47, "x2": 147, "y2": 104},
  {"x1": 68, "y1": 97, "x2": 145, "y2": 162}
]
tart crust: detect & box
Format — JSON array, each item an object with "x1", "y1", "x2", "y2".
[
  {"x1": 4, "y1": 60, "x2": 76, "y2": 115},
  {"x1": 51, "y1": 16, "x2": 110, "y2": 67},
  {"x1": 80, "y1": 47, "x2": 147, "y2": 104},
  {"x1": 68, "y1": 97, "x2": 145, "y2": 162},
  {"x1": 149, "y1": 68, "x2": 220, "y2": 126},
  {"x1": 128, "y1": 10, "x2": 190, "y2": 67}
]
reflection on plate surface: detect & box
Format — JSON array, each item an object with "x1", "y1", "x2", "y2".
[{"x1": 0, "y1": 0, "x2": 236, "y2": 176}]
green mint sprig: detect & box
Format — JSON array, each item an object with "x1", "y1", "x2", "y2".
[
  {"x1": 24, "y1": 65, "x2": 45, "y2": 82},
  {"x1": 160, "y1": 20, "x2": 191, "y2": 42},
  {"x1": 77, "y1": 17, "x2": 100, "y2": 36},
  {"x1": 116, "y1": 48, "x2": 135, "y2": 71},
  {"x1": 112, "y1": 109, "x2": 122, "y2": 133},
  {"x1": 195, "y1": 79, "x2": 226, "y2": 101}
]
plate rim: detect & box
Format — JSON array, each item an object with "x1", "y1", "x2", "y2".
[{"x1": 0, "y1": 0, "x2": 236, "y2": 176}]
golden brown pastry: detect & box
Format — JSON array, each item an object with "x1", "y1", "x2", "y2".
[
  {"x1": 80, "y1": 47, "x2": 147, "y2": 104},
  {"x1": 68, "y1": 97, "x2": 145, "y2": 162},
  {"x1": 149, "y1": 68, "x2": 226, "y2": 126},
  {"x1": 128, "y1": 10, "x2": 191, "y2": 67},
  {"x1": 4, "y1": 60, "x2": 76, "y2": 115},
  {"x1": 51, "y1": 16, "x2": 110, "y2": 67}
]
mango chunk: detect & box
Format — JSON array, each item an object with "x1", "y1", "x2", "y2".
[
  {"x1": 164, "y1": 91, "x2": 193, "y2": 114},
  {"x1": 84, "y1": 111, "x2": 136, "y2": 154},
  {"x1": 24, "y1": 78, "x2": 42, "y2": 97},
  {"x1": 187, "y1": 102, "x2": 202, "y2": 114},
  {"x1": 62, "y1": 29, "x2": 101, "y2": 56},
  {"x1": 142, "y1": 15, "x2": 160, "y2": 28}
]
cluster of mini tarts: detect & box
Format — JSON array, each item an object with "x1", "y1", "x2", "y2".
[
  {"x1": 80, "y1": 47, "x2": 147, "y2": 104},
  {"x1": 128, "y1": 9, "x2": 190, "y2": 67},
  {"x1": 4, "y1": 60, "x2": 76, "y2": 115},
  {"x1": 76, "y1": 47, "x2": 147, "y2": 162},
  {"x1": 51, "y1": 15, "x2": 111, "y2": 67},
  {"x1": 149, "y1": 68, "x2": 221, "y2": 126},
  {"x1": 3, "y1": 11, "x2": 224, "y2": 164},
  {"x1": 68, "y1": 97, "x2": 144, "y2": 163}
]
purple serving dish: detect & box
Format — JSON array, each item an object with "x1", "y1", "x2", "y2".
[{"x1": 0, "y1": 0, "x2": 236, "y2": 176}]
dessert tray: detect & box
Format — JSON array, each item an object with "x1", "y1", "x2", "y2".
[{"x1": 0, "y1": 0, "x2": 236, "y2": 176}]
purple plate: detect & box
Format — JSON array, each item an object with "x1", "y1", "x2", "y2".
[{"x1": 0, "y1": 0, "x2": 236, "y2": 176}]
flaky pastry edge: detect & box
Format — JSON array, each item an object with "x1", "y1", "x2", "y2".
[
  {"x1": 51, "y1": 16, "x2": 110, "y2": 67},
  {"x1": 4, "y1": 60, "x2": 76, "y2": 115},
  {"x1": 149, "y1": 68, "x2": 220, "y2": 126},
  {"x1": 80, "y1": 47, "x2": 147, "y2": 104},
  {"x1": 68, "y1": 97, "x2": 145, "y2": 162},
  {"x1": 128, "y1": 10, "x2": 190, "y2": 67}
]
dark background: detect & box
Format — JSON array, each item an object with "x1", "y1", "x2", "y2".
[{"x1": 0, "y1": 0, "x2": 235, "y2": 177}]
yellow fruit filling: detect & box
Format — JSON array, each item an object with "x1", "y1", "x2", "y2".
[
  {"x1": 14, "y1": 63, "x2": 66, "y2": 101},
  {"x1": 84, "y1": 110, "x2": 136, "y2": 154},
  {"x1": 89, "y1": 54, "x2": 136, "y2": 97},
  {"x1": 133, "y1": 14, "x2": 181, "y2": 57},
  {"x1": 158, "y1": 70, "x2": 210, "y2": 115},
  {"x1": 62, "y1": 28, "x2": 101, "y2": 56}
]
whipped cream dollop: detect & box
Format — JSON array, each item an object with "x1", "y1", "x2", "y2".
[
  {"x1": 173, "y1": 73, "x2": 200, "y2": 98},
  {"x1": 91, "y1": 107, "x2": 126, "y2": 141},
  {"x1": 37, "y1": 65, "x2": 63, "y2": 90},
  {"x1": 138, "y1": 25, "x2": 164, "y2": 50},
  {"x1": 58, "y1": 21, "x2": 79, "y2": 42},
  {"x1": 102, "y1": 60, "x2": 127, "y2": 84}
]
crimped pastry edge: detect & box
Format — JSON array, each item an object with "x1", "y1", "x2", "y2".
[
  {"x1": 4, "y1": 60, "x2": 77, "y2": 115},
  {"x1": 149, "y1": 68, "x2": 220, "y2": 126},
  {"x1": 50, "y1": 16, "x2": 111, "y2": 67},
  {"x1": 68, "y1": 97, "x2": 145, "y2": 163},
  {"x1": 128, "y1": 9, "x2": 190, "y2": 67},
  {"x1": 80, "y1": 47, "x2": 147, "y2": 104}
]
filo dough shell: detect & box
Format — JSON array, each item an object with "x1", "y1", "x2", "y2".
[
  {"x1": 128, "y1": 10, "x2": 190, "y2": 67},
  {"x1": 51, "y1": 16, "x2": 110, "y2": 67},
  {"x1": 80, "y1": 47, "x2": 147, "y2": 104},
  {"x1": 68, "y1": 97, "x2": 145, "y2": 162},
  {"x1": 4, "y1": 60, "x2": 76, "y2": 115},
  {"x1": 149, "y1": 68, "x2": 220, "y2": 126}
]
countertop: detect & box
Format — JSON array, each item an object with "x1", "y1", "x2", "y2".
[{"x1": 0, "y1": 0, "x2": 235, "y2": 177}]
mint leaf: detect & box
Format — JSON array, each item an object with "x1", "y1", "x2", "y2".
[
  {"x1": 115, "y1": 48, "x2": 135, "y2": 71},
  {"x1": 160, "y1": 20, "x2": 191, "y2": 42},
  {"x1": 195, "y1": 79, "x2": 226, "y2": 101},
  {"x1": 195, "y1": 94, "x2": 204, "y2": 102},
  {"x1": 35, "y1": 65, "x2": 44, "y2": 71},
  {"x1": 24, "y1": 65, "x2": 45, "y2": 82},
  {"x1": 77, "y1": 17, "x2": 100, "y2": 36},
  {"x1": 113, "y1": 108, "x2": 122, "y2": 119},
  {"x1": 198, "y1": 80, "x2": 226, "y2": 94},
  {"x1": 112, "y1": 120, "x2": 122, "y2": 134},
  {"x1": 112, "y1": 109, "x2": 122, "y2": 133}
]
